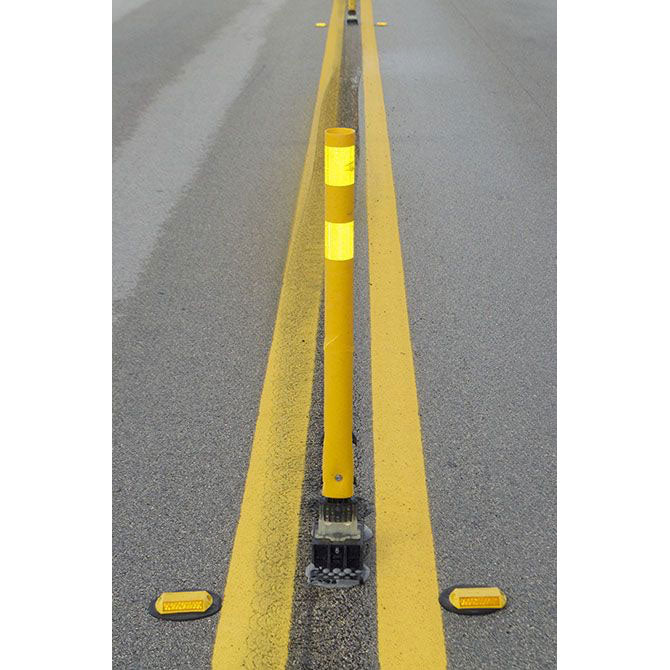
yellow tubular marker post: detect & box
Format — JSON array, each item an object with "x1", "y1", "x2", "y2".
[
  {"x1": 323, "y1": 127, "x2": 355, "y2": 499},
  {"x1": 210, "y1": 1, "x2": 345, "y2": 667},
  {"x1": 361, "y1": 0, "x2": 448, "y2": 667},
  {"x1": 347, "y1": 0, "x2": 358, "y2": 24}
]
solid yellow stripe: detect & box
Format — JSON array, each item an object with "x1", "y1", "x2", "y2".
[
  {"x1": 210, "y1": 1, "x2": 344, "y2": 667},
  {"x1": 360, "y1": 1, "x2": 448, "y2": 668}
]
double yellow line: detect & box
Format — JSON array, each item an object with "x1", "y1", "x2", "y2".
[{"x1": 212, "y1": 0, "x2": 447, "y2": 667}]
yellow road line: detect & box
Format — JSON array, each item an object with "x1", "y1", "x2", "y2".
[
  {"x1": 210, "y1": 1, "x2": 344, "y2": 667},
  {"x1": 360, "y1": 0, "x2": 448, "y2": 667}
]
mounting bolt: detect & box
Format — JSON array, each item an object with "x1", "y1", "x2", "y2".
[{"x1": 335, "y1": 474, "x2": 343, "y2": 481}]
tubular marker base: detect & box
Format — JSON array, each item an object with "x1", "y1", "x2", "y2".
[
  {"x1": 306, "y1": 562, "x2": 370, "y2": 588},
  {"x1": 308, "y1": 498, "x2": 372, "y2": 588}
]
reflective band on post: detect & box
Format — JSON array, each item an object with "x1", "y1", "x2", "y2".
[
  {"x1": 325, "y1": 145, "x2": 355, "y2": 186},
  {"x1": 325, "y1": 221, "x2": 354, "y2": 260}
]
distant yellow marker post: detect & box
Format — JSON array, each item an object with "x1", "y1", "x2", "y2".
[
  {"x1": 323, "y1": 127, "x2": 355, "y2": 499},
  {"x1": 347, "y1": 0, "x2": 358, "y2": 24}
]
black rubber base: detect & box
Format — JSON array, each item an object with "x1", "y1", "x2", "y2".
[
  {"x1": 149, "y1": 591, "x2": 222, "y2": 621},
  {"x1": 306, "y1": 562, "x2": 369, "y2": 588},
  {"x1": 439, "y1": 584, "x2": 507, "y2": 616}
]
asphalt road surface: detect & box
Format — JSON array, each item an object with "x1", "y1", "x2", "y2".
[{"x1": 113, "y1": 1, "x2": 556, "y2": 668}]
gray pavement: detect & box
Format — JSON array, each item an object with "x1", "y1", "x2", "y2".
[
  {"x1": 113, "y1": 1, "x2": 555, "y2": 668},
  {"x1": 374, "y1": 0, "x2": 556, "y2": 667},
  {"x1": 113, "y1": 0, "x2": 332, "y2": 667}
]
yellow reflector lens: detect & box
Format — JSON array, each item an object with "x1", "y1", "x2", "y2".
[
  {"x1": 448, "y1": 587, "x2": 506, "y2": 610},
  {"x1": 325, "y1": 221, "x2": 354, "y2": 260},
  {"x1": 458, "y1": 596, "x2": 501, "y2": 608},
  {"x1": 154, "y1": 590, "x2": 212, "y2": 615},
  {"x1": 325, "y1": 145, "x2": 355, "y2": 186},
  {"x1": 315, "y1": 22, "x2": 327, "y2": 27}
]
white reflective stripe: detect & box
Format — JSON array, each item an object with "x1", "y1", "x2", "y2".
[
  {"x1": 325, "y1": 221, "x2": 354, "y2": 260},
  {"x1": 325, "y1": 145, "x2": 355, "y2": 186}
]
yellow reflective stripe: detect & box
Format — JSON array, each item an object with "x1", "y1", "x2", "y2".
[
  {"x1": 325, "y1": 145, "x2": 355, "y2": 186},
  {"x1": 325, "y1": 221, "x2": 354, "y2": 260},
  {"x1": 362, "y1": 0, "x2": 447, "y2": 666}
]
